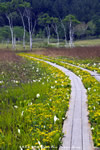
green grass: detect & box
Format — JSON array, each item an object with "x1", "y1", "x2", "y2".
[
  {"x1": 74, "y1": 39, "x2": 100, "y2": 47},
  {"x1": 0, "y1": 38, "x2": 100, "y2": 51},
  {"x1": 0, "y1": 54, "x2": 71, "y2": 149}
]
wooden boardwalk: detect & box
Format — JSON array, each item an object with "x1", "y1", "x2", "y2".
[
  {"x1": 27, "y1": 56, "x2": 94, "y2": 150},
  {"x1": 44, "y1": 61, "x2": 94, "y2": 150}
]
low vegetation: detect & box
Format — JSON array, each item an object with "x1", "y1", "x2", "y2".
[{"x1": 0, "y1": 51, "x2": 71, "y2": 149}]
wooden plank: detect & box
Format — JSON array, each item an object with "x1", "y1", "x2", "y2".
[
  {"x1": 44, "y1": 62, "x2": 93, "y2": 150},
  {"x1": 28, "y1": 57, "x2": 94, "y2": 150}
]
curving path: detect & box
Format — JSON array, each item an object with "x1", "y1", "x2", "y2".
[
  {"x1": 26, "y1": 56, "x2": 94, "y2": 150},
  {"x1": 62, "y1": 62, "x2": 100, "y2": 82},
  {"x1": 44, "y1": 61, "x2": 94, "y2": 150}
]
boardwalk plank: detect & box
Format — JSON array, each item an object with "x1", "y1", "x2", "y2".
[
  {"x1": 44, "y1": 61, "x2": 93, "y2": 150},
  {"x1": 28, "y1": 57, "x2": 94, "y2": 150}
]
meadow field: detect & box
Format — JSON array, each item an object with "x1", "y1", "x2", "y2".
[
  {"x1": 0, "y1": 39, "x2": 100, "y2": 149},
  {"x1": 0, "y1": 38, "x2": 100, "y2": 51}
]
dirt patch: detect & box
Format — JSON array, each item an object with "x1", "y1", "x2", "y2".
[
  {"x1": 0, "y1": 50, "x2": 22, "y2": 62},
  {"x1": 32, "y1": 46, "x2": 100, "y2": 59}
]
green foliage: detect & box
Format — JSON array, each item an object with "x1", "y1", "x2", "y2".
[
  {"x1": 0, "y1": 54, "x2": 71, "y2": 149},
  {"x1": 38, "y1": 13, "x2": 52, "y2": 26},
  {"x1": 0, "y1": 26, "x2": 29, "y2": 42},
  {"x1": 63, "y1": 15, "x2": 80, "y2": 26},
  {"x1": 92, "y1": 14, "x2": 100, "y2": 35},
  {"x1": 0, "y1": 0, "x2": 100, "y2": 40}
]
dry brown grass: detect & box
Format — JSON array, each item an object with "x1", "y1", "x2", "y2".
[
  {"x1": 32, "y1": 46, "x2": 100, "y2": 59},
  {"x1": 0, "y1": 46, "x2": 100, "y2": 61},
  {"x1": 0, "y1": 50, "x2": 22, "y2": 62}
]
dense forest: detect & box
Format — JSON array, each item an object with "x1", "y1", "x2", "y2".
[{"x1": 0, "y1": 0, "x2": 100, "y2": 48}]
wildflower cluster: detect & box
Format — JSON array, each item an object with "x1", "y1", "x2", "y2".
[
  {"x1": 26, "y1": 54, "x2": 100, "y2": 74},
  {"x1": 0, "y1": 54, "x2": 71, "y2": 149},
  {"x1": 58, "y1": 58, "x2": 100, "y2": 74}
]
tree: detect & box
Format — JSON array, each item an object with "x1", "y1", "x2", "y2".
[
  {"x1": 86, "y1": 21, "x2": 96, "y2": 36},
  {"x1": 6, "y1": 12, "x2": 18, "y2": 49},
  {"x1": 38, "y1": 13, "x2": 52, "y2": 44},
  {"x1": 25, "y1": 8, "x2": 36, "y2": 51},
  {"x1": 74, "y1": 22, "x2": 88, "y2": 39},
  {"x1": 92, "y1": 14, "x2": 100, "y2": 36},
  {"x1": 0, "y1": 1, "x2": 18, "y2": 49},
  {"x1": 60, "y1": 18, "x2": 68, "y2": 47},
  {"x1": 63, "y1": 15, "x2": 80, "y2": 47},
  {"x1": 14, "y1": 0, "x2": 30, "y2": 49},
  {"x1": 51, "y1": 17, "x2": 60, "y2": 47},
  {"x1": 12, "y1": 0, "x2": 30, "y2": 49}
]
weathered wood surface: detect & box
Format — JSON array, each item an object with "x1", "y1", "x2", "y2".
[{"x1": 44, "y1": 61, "x2": 94, "y2": 150}]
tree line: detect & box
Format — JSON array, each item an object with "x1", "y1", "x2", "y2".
[{"x1": 0, "y1": 0, "x2": 100, "y2": 49}]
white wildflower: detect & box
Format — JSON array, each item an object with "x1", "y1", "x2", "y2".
[
  {"x1": 91, "y1": 127, "x2": 94, "y2": 130},
  {"x1": 12, "y1": 80, "x2": 19, "y2": 83},
  {"x1": 0, "y1": 81, "x2": 3, "y2": 84},
  {"x1": 1, "y1": 72, "x2": 4, "y2": 74},
  {"x1": 93, "y1": 106, "x2": 95, "y2": 110},
  {"x1": 55, "y1": 81, "x2": 57, "y2": 83},
  {"x1": 88, "y1": 87, "x2": 91, "y2": 91},
  {"x1": 28, "y1": 102, "x2": 32, "y2": 106},
  {"x1": 18, "y1": 129, "x2": 20, "y2": 134},
  {"x1": 54, "y1": 115, "x2": 59, "y2": 122},
  {"x1": 33, "y1": 80, "x2": 36, "y2": 82},
  {"x1": 14, "y1": 105, "x2": 18, "y2": 108},
  {"x1": 36, "y1": 68, "x2": 39, "y2": 72},
  {"x1": 51, "y1": 86, "x2": 54, "y2": 89},
  {"x1": 38, "y1": 141, "x2": 41, "y2": 145},
  {"x1": 62, "y1": 117, "x2": 65, "y2": 120},
  {"x1": 36, "y1": 93, "x2": 40, "y2": 98},
  {"x1": 19, "y1": 146, "x2": 23, "y2": 150},
  {"x1": 21, "y1": 111, "x2": 24, "y2": 116}
]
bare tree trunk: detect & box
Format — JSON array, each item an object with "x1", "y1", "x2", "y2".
[
  {"x1": 14, "y1": 36, "x2": 16, "y2": 49},
  {"x1": 25, "y1": 8, "x2": 36, "y2": 51},
  {"x1": 60, "y1": 19, "x2": 68, "y2": 47},
  {"x1": 29, "y1": 32, "x2": 32, "y2": 51},
  {"x1": 18, "y1": 9, "x2": 26, "y2": 49},
  {"x1": 46, "y1": 25, "x2": 50, "y2": 44},
  {"x1": 69, "y1": 21, "x2": 74, "y2": 48},
  {"x1": 10, "y1": 27, "x2": 14, "y2": 49},
  {"x1": 52, "y1": 24, "x2": 59, "y2": 47},
  {"x1": 6, "y1": 15, "x2": 14, "y2": 49}
]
